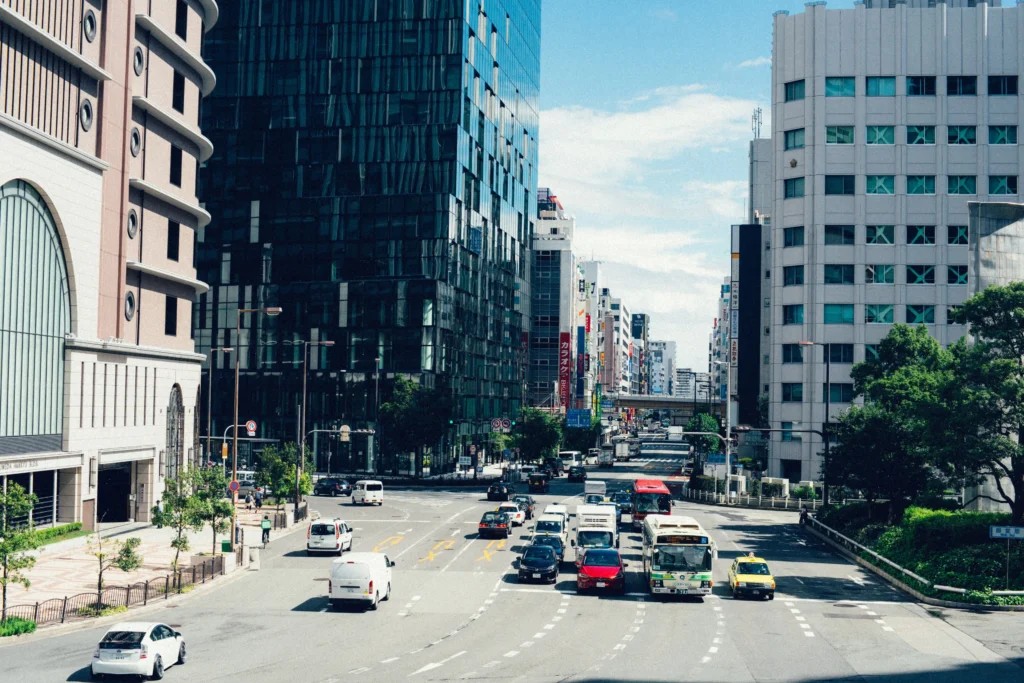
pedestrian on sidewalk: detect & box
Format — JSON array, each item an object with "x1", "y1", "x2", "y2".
[
  {"x1": 244, "y1": 492, "x2": 252, "y2": 511},
  {"x1": 254, "y1": 490, "x2": 263, "y2": 511},
  {"x1": 155, "y1": 499, "x2": 164, "y2": 528}
]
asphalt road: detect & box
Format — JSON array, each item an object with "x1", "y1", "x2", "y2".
[{"x1": 2, "y1": 454, "x2": 1022, "y2": 682}]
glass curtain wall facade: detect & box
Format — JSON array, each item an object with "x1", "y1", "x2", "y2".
[{"x1": 198, "y1": 0, "x2": 541, "y2": 472}]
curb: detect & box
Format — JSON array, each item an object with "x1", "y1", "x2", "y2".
[
  {"x1": 0, "y1": 515, "x2": 313, "y2": 648},
  {"x1": 804, "y1": 526, "x2": 1024, "y2": 613}
]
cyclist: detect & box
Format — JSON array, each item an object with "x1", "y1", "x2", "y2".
[{"x1": 261, "y1": 514, "x2": 271, "y2": 545}]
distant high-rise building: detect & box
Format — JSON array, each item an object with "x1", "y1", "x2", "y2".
[
  {"x1": 648, "y1": 341, "x2": 676, "y2": 396},
  {"x1": 631, "y1": 314, "x2": 650, "y2": 395},
  {"x1": 198, "y1": 1, "x2": 541, "y2": 472}
]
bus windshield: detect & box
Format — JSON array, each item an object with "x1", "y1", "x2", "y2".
[
  {"x1": 634, "y1": 493, "x2": 672, "y2": 514},
  {"x1": 652, "y1": 545, "x2": 712, "y2": 572}
]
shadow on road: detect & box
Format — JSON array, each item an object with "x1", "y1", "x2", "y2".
[
  {"x1": 65, "y1": 668, "x2": 93, "y2": 682},
  {"x1": 292, "y1": 597, "x2": 328, "y2": 612}
]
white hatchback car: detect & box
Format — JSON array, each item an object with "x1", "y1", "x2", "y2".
[
  {"x1": 91, "y1": 621, "x2": 185, "y2": 680},
  {"x1": 497, "y1": 502, "x2": 525, "y2": 526},
  {"x1": 307, "y1": 518, "x2": 353, "y2": 555}
]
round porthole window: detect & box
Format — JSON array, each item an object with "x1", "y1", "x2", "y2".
[
  {"x1": 125, "y1": 291, "x2": 136, "y2": 321},
  {"x1": 133, "y1": 47, "x2": 145, "y2": 76},
  {"x1": 83, "y1": 10, "x2": 97, "y2": 43},
  {"x1": 130, "y1": 127, "x2": 141, "y2": 157},
  {"x1": 127, "y1": 208, "x2": 138, "y2": 239},
  {"x1": 79, "y1": 99, "x2": 94, "y2": 132}
]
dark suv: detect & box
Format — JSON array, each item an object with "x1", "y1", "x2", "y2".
[
  {"x1": 567, "y1": 466, "x2": 587, "y2": 482},
  {"x1": 314, "y1": 478, "x2": 352, "y2": 497},
  {"x1": 543, "y1": 458, "x2": 564, "y2": 477},
  {"x1": 487, "y1": 483, "x2": 516, "y2": 501}
]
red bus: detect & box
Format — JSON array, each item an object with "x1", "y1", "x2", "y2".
[{"x1": 631, "y1": 479, "x2": 672, "y2": 529}]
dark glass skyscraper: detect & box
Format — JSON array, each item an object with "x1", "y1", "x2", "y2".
[{"x1": 197, "y1": 0, "x2": 541, "y2": 473}]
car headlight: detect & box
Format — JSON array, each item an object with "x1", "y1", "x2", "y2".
[{"x1": 738, "y1": 582, "x2": 748, "y2": 587}]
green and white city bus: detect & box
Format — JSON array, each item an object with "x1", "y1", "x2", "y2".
[{"x1": 641, "y1": 515, "x2": 717, "y2": 596}]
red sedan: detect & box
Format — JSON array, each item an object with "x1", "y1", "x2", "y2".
[{"x1": 576, "y1": 548, "x2": 628, "y2": 594}]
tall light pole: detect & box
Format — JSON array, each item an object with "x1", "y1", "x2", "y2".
[
  {"x1": 713, "y1": 359, "x2": 731, "y2": 492},
  {"x1": 286, "y1": 339, "x2": 334, "y2": 515},
  {"x1": 799, "y1": 340, "x2": 831, "y2": 505},
  {"x1": 374, "y1": 355, "x2": 381, "y2": 474},
  {"x1": 205, "y1": 347, "x2": 233, "y2": 466},
  {"x1": 231, "y1": 306, "x2": 282, "y2": 552}
]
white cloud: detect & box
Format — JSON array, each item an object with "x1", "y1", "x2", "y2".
[
  {"x1": 537, "y1": 85, "x2": 762, "y2": 367},
  {"x1": 736, "y1": 56, "x2": 771, "y2": 69},
  {"x1": 651, "y1": 7, "x2": 677, "y2": 21}
]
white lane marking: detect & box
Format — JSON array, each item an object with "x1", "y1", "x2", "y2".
[
  {"x1": 319, "y1": 607, "x2": 328, "y2": 613},
  {"x1": 717, "y1": 621, "x2": 724, "y2": 627},
  {"x1": 867, "y1": 611, "x2": 878, "y2": 616},
  {"x1": 613, "y1": 643, "x2": 627, "y2": 651},
  {"x1": 796, "y1": 616, "x2": 806, "y2": 622},
  {"x1": 482, "y1": 661, "x2": 501, "y2": 669},
  {"x1": 504, "y1": 651, "x2": 519, "y2": 658},
  {"x1": 794, "y1": 578, "x2": 806, "y2": 584},
  {"x1": 533, "y1": 632, "x2": 547, "y2": 639},
  {"x1": 440, "y1": 533, "x2": 480, "y2": 572},
  {"x1": 398, "y1": 612, "x2": 409, "y2": 617},
  {"x1": 630, "y1": 626, "x2": 641, "y2": 633},
  {"x1": 409, "y1": 648, "x2": 424, "y2": 654},
  {"x1": 635, "y1": 619, "x2": 644, "y2": 624},
  {"x1": 410, "y1": 650, "x2": 467, "y2": 676},
  {"x1": 848, "y1": 574, "x2": 865, "y2": 585},
  {"x1": 622, "y1": 634, "x2": 634, "y2": 641},
  {"x1": 800, "y1": 624, "x2": 811, "y2": 630},
  {"x1": 804, "y1": 632, "x2": 815, "y2": 637},
  {"x1": 557, "y1": 608, "x2": 566, "y2": 614},
  {"x1": 785, "y1": 601, "x2": 795, "y2": 606},
  {"x1": 543, "y1": 624, "x2": 555, "y2": 630},
  {"x1": 412, "y1": 596, "x2": 422, "y2": 601},
  {"x1": 883, "y1": 626, "x2": 895, "y2": 632},
  {"x1": 708, "y1": 647, "x2": 719, "y2": 654},
  {"x1": 521, "y1": 641, "x2": 534, "y2": 648},
  {"x1": 381, "y1": 657, "x2": 399, "y2": 664},
  {"x1": 349, "y1": 667, "x2": 371, "y2": 674},
  {"x1": 713, "y1": 637, "x2": 721, "y2": 644},
  {"x1": 484, "y1": 599, "x2": 494, "y2": 604},
  {"x1": 874, "y1": 619, "x2": 886, "y2": 624},
  {"x1": 552, "y1": 616, "x2": 562, "y2": 622},
  {"x1": 858, "y1": 604, "x2": 869, "y2": 609},
  {"x1": 499, "y1": 587, "x2": 574, "y2": 594},
  {"x1": 790, "y1": 608, "x2": 801, "y2": 614},
  {"x1": 701, "y1": 656, "x2": 711, "y2": 664},
  {"x1": 396, "y1": 507, "x2": 476, "y2": 559}
]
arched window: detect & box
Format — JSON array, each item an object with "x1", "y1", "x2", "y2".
[
  {"x1": 166, "y1": 385, "x2": 184, "y2": 479},
  {"x1": 0, "y1": 181, "x2": 70, "y2": 452}
]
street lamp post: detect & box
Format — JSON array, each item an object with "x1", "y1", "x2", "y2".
[
  {"x1": 374, "y1": 355, "x2": 382, "y2": 474},
  {"x1": 231, "y1": 306, "x2": 282, "y2": 552},
  {"x1": 205, "y1": 347, "x2": 233, "y2": 465},
  {"x1": 291, "y1": 340, "x2": 334, "y2": 516},
  {"x1": 713, "y1": 360, "x2": 731, "y2": 493},
  {"x1": 799, "y1": 340, "x2": 831, "y2": 505}
]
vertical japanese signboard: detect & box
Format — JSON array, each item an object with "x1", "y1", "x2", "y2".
[{"x1": 559, "y1": 332, "x2": 572, "y2": 408}]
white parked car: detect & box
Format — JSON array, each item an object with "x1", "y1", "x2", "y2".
[
  {"x1": 497, "y1": 502, "x2": 525, "y2": 526},
  {"x1": 91, "y1": 621, "x2": 185, "y2": 680},
  {"x1": 352, "y1": 480, "x2": 384, "y2": 505},
  {"x1": 329, "y1": 552, "x2": 395, "y2": 611},
  {"x1": 307, "y1": 518, "x2": 353, "y2": 555}
]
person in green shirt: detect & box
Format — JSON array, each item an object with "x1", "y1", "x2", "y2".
[{"x1": 261, "y1": 515, "x2": 271, "y2": 545}]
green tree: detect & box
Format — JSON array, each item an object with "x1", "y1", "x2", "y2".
[
  {"x1": 255, "y1": 445, "x2": 289, "y2": 505},
  {"x1": 194, "y1": 467, "x2": 235, "y2": 555},
  {"x1": 684, "y1": 413, "x2": 721, "y2": 456},
  {"x1": 560, "y1": 417, "x2": 601, "y2": 453},
  {"x1": 0, "y1": 483, "x2": 39, "y2": 621},
  {"x1": 380, "y1": 376, "x2": 454, "y2": 474},
  {"x1": 512, "y1": 408, "x2": 562, "y2": 462},
  {"x1": 152, "y1": 471, "x2": 203, "y2": 570},
  {"x1": 87, "y1": 533, "x2": 143, "y2": 607}
]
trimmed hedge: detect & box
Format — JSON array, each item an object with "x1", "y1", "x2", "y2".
[
  {"x1": 31, "y1": 522, "x2": 83, "y2": 543},
  {"x1": 761, "y1": 482, "x2": 785, "y2": 498},
  {"x1": 0, "y1": 617, "x2": 37, "y2": 637},
  {"x1": 790, "y1": 485, "x2": 819, "y2": 500}
]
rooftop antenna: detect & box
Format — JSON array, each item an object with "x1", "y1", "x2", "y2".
[{"x1": 752, "y1": 107, "x2": 762, "y2": 139}]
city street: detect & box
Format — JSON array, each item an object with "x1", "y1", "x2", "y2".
[{"x1": 1, "y1": 454, "x2": 1021, "y2": 682}]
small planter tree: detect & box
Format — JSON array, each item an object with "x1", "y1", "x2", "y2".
[
  {"x1": 87, "y1": 533, "x2": 143, "y2": 608},
  {"x1": 194, "y1": 467, "x2": 235, "y2": 555},
  {"x1": 0, "y1": 483, "x2": 39, "y2": 622},
  {"x1": 152, "y1": 470, "x2": 204, "y2": 570}
]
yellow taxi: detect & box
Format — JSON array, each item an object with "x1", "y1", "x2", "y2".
[{"x1": 728, "y1": 553, "x2": 776, "y2": 600}]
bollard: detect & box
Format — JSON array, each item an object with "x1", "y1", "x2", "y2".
[{"x1": 60, "y1": 596, "x2": 68, "y2": 623}]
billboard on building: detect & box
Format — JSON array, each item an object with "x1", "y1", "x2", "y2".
[{"x1": 559, "y1": 332, "x2": 572, "y2": 407}]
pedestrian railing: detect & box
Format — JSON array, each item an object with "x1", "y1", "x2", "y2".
[
  {"x1": 294, "y1": 502, "x2": 309, "y2": 524},
  {"x1": 681, "y1": 486, "x2": 824, "y2": 511},
  {"x1": 807, "y1": 516, "x2": 1024, "y2": 598},
  {"x1": 1, "y1": 556, "x2": 225, "y2": 627}
]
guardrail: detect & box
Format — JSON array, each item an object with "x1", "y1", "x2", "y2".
[
  {"x1": 1, "y1": 556, "x2": 225, "y2": 627},
  {"x1": 807, "y1": 516, "x2": 1024, "y2": 597},
  {"x1": 681, "y1": 486, "x2": 824, "y2": 511}
]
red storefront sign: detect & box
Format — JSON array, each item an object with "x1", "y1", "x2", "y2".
[
  {"x1": 559, "y1": 332, "x2": 572, "y2": 408},
  {"x1": 585, "y1": 315, "x2": 591, "y2": 333}
]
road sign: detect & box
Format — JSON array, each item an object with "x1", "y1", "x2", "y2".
[
  {"x1": 245, "y1": 420, "x2": 257, "y2": 436},
  {"x1": 476, "y1": 466, "x2": 484, "y2": 474},
  {"x1": 459, "y1": 456, "x2": 472, "y2": 466},
  {"x1": 501, "y1": 418, "x2": 511, "y2": 429},
  {"x1": 990, "y1": 526, "x2": 1024, "y2": 539},
  {"x1": 228, "y1": 480, "x2": 240, "y2": 492},
  {"x1": 566, "y1": 408, "x2": 591, "y2": 429},
  {"x1": 706, "y1": 453, "x2": 727, "y2": 465},
  {"x1": 469, "y1": 445, "x2": 477, "y2": 455},
  {"x1": 490, "y1": 418, "x2": 502, "y2": 431}
]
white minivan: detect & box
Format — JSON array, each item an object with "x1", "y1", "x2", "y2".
[
  {"x1": 351, "y1": 480, "x2": 384, "y2": 505},
  {"x1": 307, "y1": 518, "x2": 353, "y2": 556},
  {"x1": 328, "y1": 552, "x2": 395, "y2": 610}
]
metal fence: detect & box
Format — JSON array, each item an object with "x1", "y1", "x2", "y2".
[
  {"x1": 1, "y1": 556, "x2": 225, "y2": 626},
  {"x1": 682, "y1": 487, "x2": 824, "y2": 511},
  {"x1": 294, "y1": 502, "x2": 308, "y2": 524}
]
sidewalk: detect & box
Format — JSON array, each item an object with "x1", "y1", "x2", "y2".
[{"x1": 5, "y1": 501, "x2": 291, "y2": 610}]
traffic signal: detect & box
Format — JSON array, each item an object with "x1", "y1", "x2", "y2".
[
  {"x1": 511, "y1": 419, "x2": 517, "y2": 426},
  {"x1": 449, "y1": 419, "x2": 454, "y2": 425}
]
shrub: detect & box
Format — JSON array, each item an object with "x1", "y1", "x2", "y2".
[
  {"x1": 76, "y1": 604, "x2": 128, "y2": 618},
  {"x1": 689, "y1": 476, "x2": 718, "y2": 493},
  {"x1": 747, "y1": 480, "x2": 760, "y2": 496},
  {"x1": 0, "y1": 617, "x2": 37, "y2": 637},
  {"x1": 30, "y1": 522, "x2": 83, "y2": 543},
  {"x1": 900, "y1": 506, "x2": 1010, "y2": 553},
  {"x1": 761, "y1": 482, "x2": 785, "y2": 498},
  {"x1": 790, "y1": 485, "x2": 819, "y2": 500}
]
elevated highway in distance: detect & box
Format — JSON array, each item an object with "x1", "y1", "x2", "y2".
[{"x1": 610, "y1": 394, "x2": 725, "y2": 422}]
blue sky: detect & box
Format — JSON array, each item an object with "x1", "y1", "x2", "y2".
[{"x1": 537, "y1": 0, "x2": 857, "y2": 369}]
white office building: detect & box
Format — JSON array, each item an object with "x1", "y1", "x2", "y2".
[
  {"x1": 769, "y1": 0, "x2": 1019, "y2": 482},
  {"x1": 648, "y1": 340, "x2": 676, "y2": 396}
]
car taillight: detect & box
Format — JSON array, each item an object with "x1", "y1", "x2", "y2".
[
  {"x1": 93, "y1": 647, "x2": 100, "y2": 659},
  {"x1": 498, "y1": 524, "x2": 507, "y2": 528},
  {"x1": 336, "y1": 528, "x2": 341, "y2": 539},
  {"x1": 367, "y1": 580, "x2": 374, "y2": 595},
  {"x1": 307, "y1": 525, "x2": 311, "y2": 539},
  {"x1": 479, "y1": 523, "x2": 487, "y2": 527},
  {"x1": 328, "y1": 579, "x2": 332, "y2": 592},
  {"x1": 140, "y1": 644, "x2": 148, "y2": 660}
]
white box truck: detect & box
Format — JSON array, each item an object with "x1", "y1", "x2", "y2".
[
  {"x1": 573, "y1": 504, "x2": 618, "y2": 550},
  {"x1": 584, "y1": 480, "x2": 607, "y2": 498}
]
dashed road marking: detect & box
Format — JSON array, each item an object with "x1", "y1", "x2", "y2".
[
  {"x1": 804, "y1": 632, "x2": 815, "y2": 638},
  {"x1": 504, "y1": 650, "x2": 519, "y2": 658},
  {"x1": 381, "y1": 657, "x2": 399, "y2": 664},
  {"x1": 533, "y1": 632, "x2": 547, "y2": 639},
  {"x1": 348, "y1": 667, "x2": 371, "y2": 675}
]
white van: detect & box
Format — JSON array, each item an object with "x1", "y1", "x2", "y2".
[
  {"x1": 351, "y1": 480, "x2": 384, "y2": 505},
  {"x1": 532, "y1": 514, "x2": 569, "y2": 546},
  {"x1": 543, "y1": 504, "x2": 569, "y2": 528},
  {"x1": 307, "y1": 518, "x2": 353, "y2": 556},
  {"x1": 328, "y1": 552, "x2": 395, "y2": 610}
]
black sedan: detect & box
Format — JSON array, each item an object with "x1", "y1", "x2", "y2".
[
  {"x1": 487, "y1": 483, "x2": 515, "y2": 501},
  {"x1": 530, "y1": 534, "x2": 566, "y2": 562},
  {"x1": 610, "y1": 490, "x2": 633, "y2": 516},
  {"x1": 567, "y1": 466, "x2": 587, "y2": 482},
  {"x1": 314, "y1": 477, "x2": 352, "y2": 497},
  {"x1": 512, "y1": 494, "x2": 536, "y2": 519},
  {"x1": 479, "y1": 511, "x2": 512, "y2": 538},
  {"x1": 519, "y1": 545, "x2": 559, "y2": 584}
]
